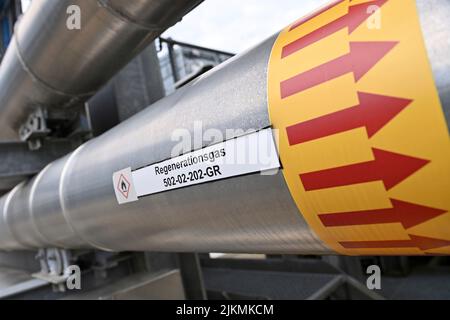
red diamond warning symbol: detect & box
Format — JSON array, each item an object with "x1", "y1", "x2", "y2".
[{"x1": 117, "y1": 174, "x2": 131, "y2": 199}]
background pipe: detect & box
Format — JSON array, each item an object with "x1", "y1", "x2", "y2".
[{"x1": 0, "y1": 0, "x2": 203, "y2": 141}]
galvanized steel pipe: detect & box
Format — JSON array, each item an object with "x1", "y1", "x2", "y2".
[
  {"x1": 0, "y1": 0, "x2": 202, "y2": 141},
  {"x1": 0, "y1": 0, "x2": 449, "y2": 255}
]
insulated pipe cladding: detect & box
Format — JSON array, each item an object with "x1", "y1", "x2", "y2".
[
  {"x1": 0, "y1": 0, "x2": 203, "y2": 141},
  {"x1": 0, "y1": 0, "x2": 449, "y2": 255}
]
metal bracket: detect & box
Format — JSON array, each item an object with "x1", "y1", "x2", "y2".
[
  {"x1": 18, "y1": 108, "x2": 50, "y2": 150},
  {"x1": 32, "y1": 248, "x2": 73, "y2": 292}
]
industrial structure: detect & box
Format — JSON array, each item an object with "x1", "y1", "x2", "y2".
[{"x1": 0, "y1": 0, "x2": 448, "y2": 300}]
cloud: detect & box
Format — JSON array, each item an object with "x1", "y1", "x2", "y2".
[{"x1": 163, "y1": 0, "x2": 330, "y2": 53}]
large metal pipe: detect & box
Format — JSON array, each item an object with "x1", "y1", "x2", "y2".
[
  {"x1": 0, "y1": 0, "x2": 449, "y2": 254},
  {"x1": 0, "y1": 0, "x2": 203, "y2": 141}
]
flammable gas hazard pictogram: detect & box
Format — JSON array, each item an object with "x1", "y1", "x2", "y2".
[
  {"x1": 112, "y1": 167, "x2": 139, "y2": 205},
  {"x1": 117, "y1": 174, "x2": 131, "y2": 199}
]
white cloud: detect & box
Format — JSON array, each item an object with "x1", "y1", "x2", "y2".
[{"x1": 163, "y1": 0, "x2": 330, "y2": 53}]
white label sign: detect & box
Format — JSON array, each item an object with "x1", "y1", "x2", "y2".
[{"x1": 113, "y1": 128, "x2": 280, "y2": 204}]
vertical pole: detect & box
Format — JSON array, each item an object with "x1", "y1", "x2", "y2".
[
  {"x1": 167, "y1": 40, "x2": 181, "y2": 82},
  {"x1": 178, "y1": 253, "x2": 207, "y2": 300}
]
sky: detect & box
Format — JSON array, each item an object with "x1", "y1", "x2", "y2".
[
  {"x1": 163, "y1": 0, "x2": 330, "y2": 54},
  {"x1": 20, "y1": 0, "x2": 31, "y2": 12}
]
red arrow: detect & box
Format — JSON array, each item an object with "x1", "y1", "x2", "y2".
[
  {"x1": 283, "y1": 0, "x2": 388, "y2": 58},
  {"x1": 340, "y1": 235, "x2": 450, "y2": 250},
  {"x1": 319, "y1": 199, "x2": 447, "y2": 229},
  {"x1": 280, "y1": 41, "x2": 397, "y2": 99},
  {"x1": 287, "y1": 92, "x2": 412, "y2": 145},
  {"x1": 289, "y1": 0, "x2": 346, "y2": 31},
  {"x1": 300, "y1": 148, "x2": 429, "y2": 191}
]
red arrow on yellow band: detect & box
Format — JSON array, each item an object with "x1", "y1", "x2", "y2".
[
  {"x1": 287, "y1": 92, "x2": 412, "y2": 145},
  {"x1": 283, "y1": 0, "x2": 388, "y2": 58},
  {"x1": 281, "y1": 41, "x2": 397, "y2": 98},
  {"x1": 289, "y1": 0, "x2": 346, "y2": 32},
  {"x1": 340, "y1": 235, "x2": 450, "y2": 251},
  {"x1": 299, "y1": 148, "x2": 429, "y2": 191},
  {"x1": 318, "y1": 199, "x2": 447, "y2": 229}
]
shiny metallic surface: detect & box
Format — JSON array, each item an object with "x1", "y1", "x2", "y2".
[
  {"x1": 0, "y1": 0, "x2": 203, "y2": 141},
  {"x1": 416, "y1": 0, "x2": 450, "y2": 128},
  {"x1": 0, "y1": 267, "x2": 48, "y2": 299},
  {"x1": 0, "y1": 3, "x2": 448, "y2": 255},
  {"x1": 0, "y1": 40, "x2": 70, "y2": 140},
  {"x1": 0, "y1": 186, "x2": 24, "y2": 251},
  {"x1": 104, "y1": 0, "x2": 199, "y2": 29},
  {"x1": 60, "y1": 35, "x2": 330, "y2": 254},
  {"x1": 29, "y1": 158, "x2": 84, "y2": 249},
  {"x1": 0, "y1": 196, "x2": 15, "y2": 250},
  {"x1": 0, "y1": 36, "x2": 330, "y2": 254},
  {"x1": 6, "y1": 180, "x2": 47, "y2": 249}
]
